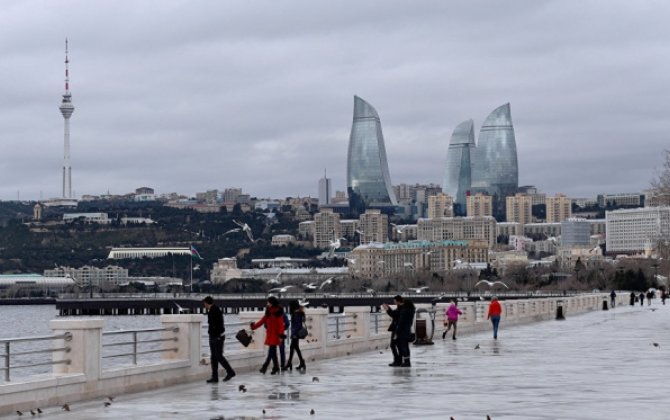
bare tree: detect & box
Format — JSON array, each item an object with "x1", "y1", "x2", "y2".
[{"x1": 650, "y1": 149, "x2": 670, "y2": 206}]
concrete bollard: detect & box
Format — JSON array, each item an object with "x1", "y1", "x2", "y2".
[
  {"x1": 555, "y1": 300, "x2": 565, "y2": 320},
  {"x1": 602, "y1": 298, "x2": 609, "y2": 311}
]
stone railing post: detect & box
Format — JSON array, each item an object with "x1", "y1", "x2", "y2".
[
  {"x1": 344, "y1": 306, "x2": 369, "y2": 339},
  {"x1": 50, "y1": 318, "x2": 104, "y2": 380},
  {"x1": 160, "y1": 314, "x2": 202, "y2": 366},
  {"x1": 304, "y1": 308, "x2": 328, "y2": 354}
]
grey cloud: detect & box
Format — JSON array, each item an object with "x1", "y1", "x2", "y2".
[{"x1": 1, "y1": 0, "x2": 669, "y2": 200}]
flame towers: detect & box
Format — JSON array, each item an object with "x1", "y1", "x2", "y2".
[
  {"x1": 443, "y1": 119, "x2": 475, "y2": 211},
  {"x1": 442, "y1": 103, "x2": 519, "y2": 219},
  {"x1": 59, "y1": 39, "x2": 74, "y2": 199},
  {"x1": 347, "y1": 96, "x2": 397, "y2": 212}
]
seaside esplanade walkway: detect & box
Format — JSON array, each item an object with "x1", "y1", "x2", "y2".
[{"x1": 5, "y1": 302, "x2": 668, "y2": 420}]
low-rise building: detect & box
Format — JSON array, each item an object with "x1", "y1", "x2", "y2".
[
  {"x1": 348, "y1": 239, "x2": 488, "y2": 279},
  {"x1": 271, "y1": 235, "x2": 296, "y2": 247},
  {"x1": 63, "y1": 212, "x2": 110, "y2": 224}
]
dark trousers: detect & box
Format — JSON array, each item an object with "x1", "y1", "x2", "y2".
[
  {"x1": 287, "y1": 337, "x2": 304, "y2": 365},
  {"x1": 262, "y1": 345, "x2": 280, "y2": 370},
  {"x1": 390, "y1": 336, "x2": 400, "y2": 363},
  {"x1": 209, "y1": 336, "x2": 234, "y2": 379},
  {"x1": 279, "y1": 339, "x2": 286, "y2": 367},
  {"x1": 396, "y1": 337, "x2": 410, "y2": 360}
]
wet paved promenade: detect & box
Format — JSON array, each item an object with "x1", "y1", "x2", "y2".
[{"x1": 5, "y1": 302, "x2": 669, "y2": 420}]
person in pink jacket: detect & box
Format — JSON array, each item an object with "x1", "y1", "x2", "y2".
[{"x1": 442, "y1": 300, "x2": 463, "y2": 340}]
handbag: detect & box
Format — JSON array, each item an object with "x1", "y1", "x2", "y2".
[
  {"x1": 235, "y1": 329, "x2": 252, "y2": 347},
  {"x1": 296, "y1": 326, "x2": 308, "y2": 339}
]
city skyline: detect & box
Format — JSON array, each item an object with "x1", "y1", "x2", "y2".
[{"x1": 1, "y1": 1, "x2": 669, "y2": 201}]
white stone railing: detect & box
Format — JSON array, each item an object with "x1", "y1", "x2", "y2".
[{"x1": 0, "y1": 293, "x2": 624, "y2": 415}]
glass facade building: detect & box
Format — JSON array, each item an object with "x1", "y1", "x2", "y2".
[
  {"x1": 470, "y1": 103, "x2": 519, "y2": 217},
  {"x1": 347, "y1": 96, "x2": 397, "y2": 211},
  {"x1": 443, "y1": 119, "x2": 475, "y2": 211}
]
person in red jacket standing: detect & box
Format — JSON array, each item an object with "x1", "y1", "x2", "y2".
[
  {"x1": 251, "y1": 296, "x2": 286, "y2": 375},
  {"x1": 487, "y1": 296, "x2": 502, "y2": 340}
]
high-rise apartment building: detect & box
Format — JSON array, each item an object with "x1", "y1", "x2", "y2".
[
  {"x1": 313, "y1": 208, "x2": 341, "y2": 249},
  {"x1": 443, "y1": 119, "x2": 475, "y2": 209},
  {"x1": 223, "y1": 188, "x2": 242, "y2": 204},
  {"x1": 546, "y1": 193, "x2": 572, "y2": 223},
  {"x1": 506, "y1": 193, "x2": 533, "y2": 224},
  {"x1": 561, "y1": 218, "x2": 591, "y2": 247},
  {"x1": 606, "y1": 207, "x2": 670, "y2": 253},
  {"x1": 427, "y1": 193, "x2": 454, "y2": 218},
  {"x1": 318, "y1": 171, "x2": 332, "y2": 206},
  {"x1": 417, "y1": 216, "x2": 497, "y2": 248},
  {"x1": 347, "y1": 96, "x2": 397, "y2": 211},
  {"x1": 470, "y1": 103, "x2": 519, "y2": 218},
  {"x1": 358, "y1": 209, "x2": 388, "y2": 243},
  {"x1": 467, "y1": 193, "x2": 493, "y2": 217}
]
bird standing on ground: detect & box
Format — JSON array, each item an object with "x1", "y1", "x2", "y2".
[
  {"x1": 312, "y1": 376, "x2": 319, "y2": 382},
  {"x1": 16, "y1": 411, "x2": 22, "y2": 416},
  {"x1": 239, "y1": 384, "x2": 247, "y2": 392},
  {"x1": 474, "y1": 344, "x2": 480, "y2": 350},
  {"x1": 36, "y1": 409, "x2": 42, "y2": 414},
  {"x1": 652, "y1": 342, "x2": 661, "y2": 348},
  {"x1": 310, "y1": 409, "x2": 316, "y2": 415},
  {"x1": 104, "y1": 402, "x2": 111, "y2": 407},
  {"x1": 62, "y1": 404, "x2": 70, "y2": 411}
]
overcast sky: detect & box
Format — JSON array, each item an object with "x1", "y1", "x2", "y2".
[{"x1": 1, "y1": 1, "x2": 669, "y2": 201}]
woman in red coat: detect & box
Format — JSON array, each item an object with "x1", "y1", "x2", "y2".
[{"x1": 250, "y1": 296, "x2": 286, "y2": 374}]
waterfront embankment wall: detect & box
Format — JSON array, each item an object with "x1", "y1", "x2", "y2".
[{"x1": 0, "y1": 294, "x2": 622, "y2": 415}]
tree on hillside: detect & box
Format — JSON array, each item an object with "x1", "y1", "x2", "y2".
[{"x1": 649, "y1": 149, "x2": 670, "y2": 258}]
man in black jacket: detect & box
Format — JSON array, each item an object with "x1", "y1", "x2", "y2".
[
  {"x1": 382, "y1": 295, "x2": 403, "y2": 366},
  {"x1": 391, "y1": 297, "x2": 415, "y2": 367},
  {"x1": 203, "y1": 296, "x2": 235, "y2": 383}
]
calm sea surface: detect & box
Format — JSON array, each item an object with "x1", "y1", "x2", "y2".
[{"x1": 0, "y1": 305, "x2": 162, "y2": 338}]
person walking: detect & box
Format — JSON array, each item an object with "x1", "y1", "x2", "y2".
[
  {"x1": 442, "y1": 300, "x2": 463, "y2": 340},
  {"x1": 610, "y1": 290, "x2": 616, "y2": 308},
  {"x1": 250, "y1": 296, "x2": 285, "y2": 375},
  {"x1": 639, "y1": 292, "x2": 645, "y2": 307},
  {"x1": 202, "y1": 296, "x2": 235, "y2": 383},
  {"x1": 629, "y1": 291, "x2": 636, "y2": 306},
  {"x1": 487, "y1": 296, "x2": 502, "y2": 340},
  {"x1": 662, "y1": 289, "x2": 667, "y2": 305},
  {"x1": 646, "y1": 290, "x2": 654, "y2": 306},
  {"x1": 382, "y1": 295, "x2": 402, "y2": 366},
  {"x1": 284, "y1": 300, "x2": 306, "y2": 371}
]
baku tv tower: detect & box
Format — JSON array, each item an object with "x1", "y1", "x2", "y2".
[{"x1": 59, "y1": 39, "x2": 74, "y2": 199}]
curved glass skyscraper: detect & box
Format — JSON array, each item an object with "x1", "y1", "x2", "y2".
[
  {"x1": 471, "y1": 103, "x2": 519, "y2": 216},
  {"x1": 347, "y1": 95, "x2": 397, "y2": 211},
  {"x1": 443, "y1": 119, "x2": 475, "y2": 210}
]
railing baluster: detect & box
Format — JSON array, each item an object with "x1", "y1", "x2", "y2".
[
  {"x1": 133, "y1": 332, "x2": 139, "y2": 365},
  {"x1": 4, "y1": 342, "x2": 9, "y2": 382}
]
